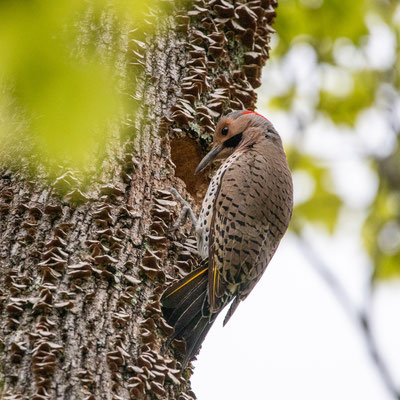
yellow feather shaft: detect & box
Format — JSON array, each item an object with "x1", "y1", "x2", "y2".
[
  {"x1": 213, "y1": 266, "x2": 217, "y2": 299},
  {"x1": 164, "y1": 267, "x2": 208, "y2": 299}
]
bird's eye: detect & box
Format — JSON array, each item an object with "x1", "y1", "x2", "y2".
[{"x1": 221, "y1": 126, "x2": 229, "y2": 136}]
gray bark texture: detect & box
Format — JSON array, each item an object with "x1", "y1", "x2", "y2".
[{"x1": 0, "y1": 0, "x2": 277, "y2": 398}]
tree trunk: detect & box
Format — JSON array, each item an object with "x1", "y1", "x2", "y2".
[{"x1": 0, "y1": 0, "x2": 277, "y2": 398}]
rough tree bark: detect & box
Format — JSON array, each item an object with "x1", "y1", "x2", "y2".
[{"x1": 0, "y1": 0, "x2": 277, "y2": 398}]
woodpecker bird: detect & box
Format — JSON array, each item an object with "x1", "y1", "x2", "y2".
[{"x1": 161, "y1": 110, "x2": 293, "y2": 367}]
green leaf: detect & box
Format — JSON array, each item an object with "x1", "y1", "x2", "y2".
[
  {"x1": 274, "y1": 0, "x2": 368, "y2": 56},
  {"x1": 268, "y1": 87, "x2": 296, "y2": 110},
  {"x1": 363, "y1": 182, "x2": 400, "y2": 280},
  {"x1": 288, "y1": 150, "x2": 343, "y2": 233},
  {"x1": 318, "y1": 71, "x2": 378, "y2": 125},
  {"x1": 374, "y1": 252, "x2": 400, "y2": 280},
  {"x1": 0, "y1": 0, "x2": 167, "y2": 176},
  {"x1": 294, "y1": 183, "x2": 342, "y2": 233}
]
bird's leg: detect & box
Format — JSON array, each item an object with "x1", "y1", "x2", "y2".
[{"x1": 167, "y1": 187, "x2": 198, "y2": 231}]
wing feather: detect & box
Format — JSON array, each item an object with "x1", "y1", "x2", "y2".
[
  {"x1": 208, "y1": 144, "x2": 293, "y2": 317},
  {"x1": 208, "y1": 151, "x2": 271, "y2": 312}
]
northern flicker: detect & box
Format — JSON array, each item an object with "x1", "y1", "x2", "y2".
[{"x1": 161, "y1": 110, "x2": 293, "y2": 367}]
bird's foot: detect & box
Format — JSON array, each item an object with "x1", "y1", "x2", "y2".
[{"x1": 167, "y1": 187, "x2": 198, "y2": 231}]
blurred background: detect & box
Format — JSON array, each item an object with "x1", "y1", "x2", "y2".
[
  {"x1": 193, "y1": 0, "x2": 400, "y2": 399},
  {"x1": 0, "y1": 0, "x2": 159, "y2": 177}
]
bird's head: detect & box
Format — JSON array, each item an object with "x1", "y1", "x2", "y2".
[{"x1": 195, "y1": 110, "x2": 281, "y2": 174}]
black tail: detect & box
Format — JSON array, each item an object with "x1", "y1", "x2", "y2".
[{"x1": 161, "y1": 264, "x2": 218, "y2": 368}]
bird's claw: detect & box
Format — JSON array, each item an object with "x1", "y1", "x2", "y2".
[{"x1": 165, "y1": 186, "x2": 198, "y2": 230}]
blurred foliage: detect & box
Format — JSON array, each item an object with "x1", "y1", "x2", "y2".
[
  {"x1": 288, "y1": 151, "x2": 342, "y2": 234},
  {"x1": 275, "y1": 0, "x2": 368, "y2": 58},
  {"x1": 318, "y1": 71, "x2": 376, "y2": 124},
  {"x1": 0, "y1": 0, "x2": 168, "y2": 176},
  {"x1": 265, "y1": 0, "x2": 400, "y2": 280},
  {"x1": 363, "y1": 184, "x2": 400, "y2": 279},
  {"x1": 269, "y1": 87, "x2": 296, "y2": 110}
]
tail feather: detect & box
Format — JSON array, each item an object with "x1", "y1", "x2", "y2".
[
  {"x1": 172, "y1": 288, "x2": 206, "y2": 338},
  {"x1": 161, "y1": 264, "x2": 219, "y2": 368},
  {"x1": 162, "y1": 265, "x2": 208, "y2": 310},
  {"x1": 223, "y1": 296, "x2": 241, "y2": 326},
  {"x1": 183, "y1": 311, "x2": 217, "y2": 367},
  {"x1": 163, "y1": 269, "x2": 208, "y2": 327}
]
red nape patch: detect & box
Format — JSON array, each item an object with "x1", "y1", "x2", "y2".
[{"x1": 242, "y1": 111, "x2": 269, "y2": 121}]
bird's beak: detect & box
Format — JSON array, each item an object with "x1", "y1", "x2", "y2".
[{"x1": 195, "y1": 143, "x2": 224, "y2": 174}]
